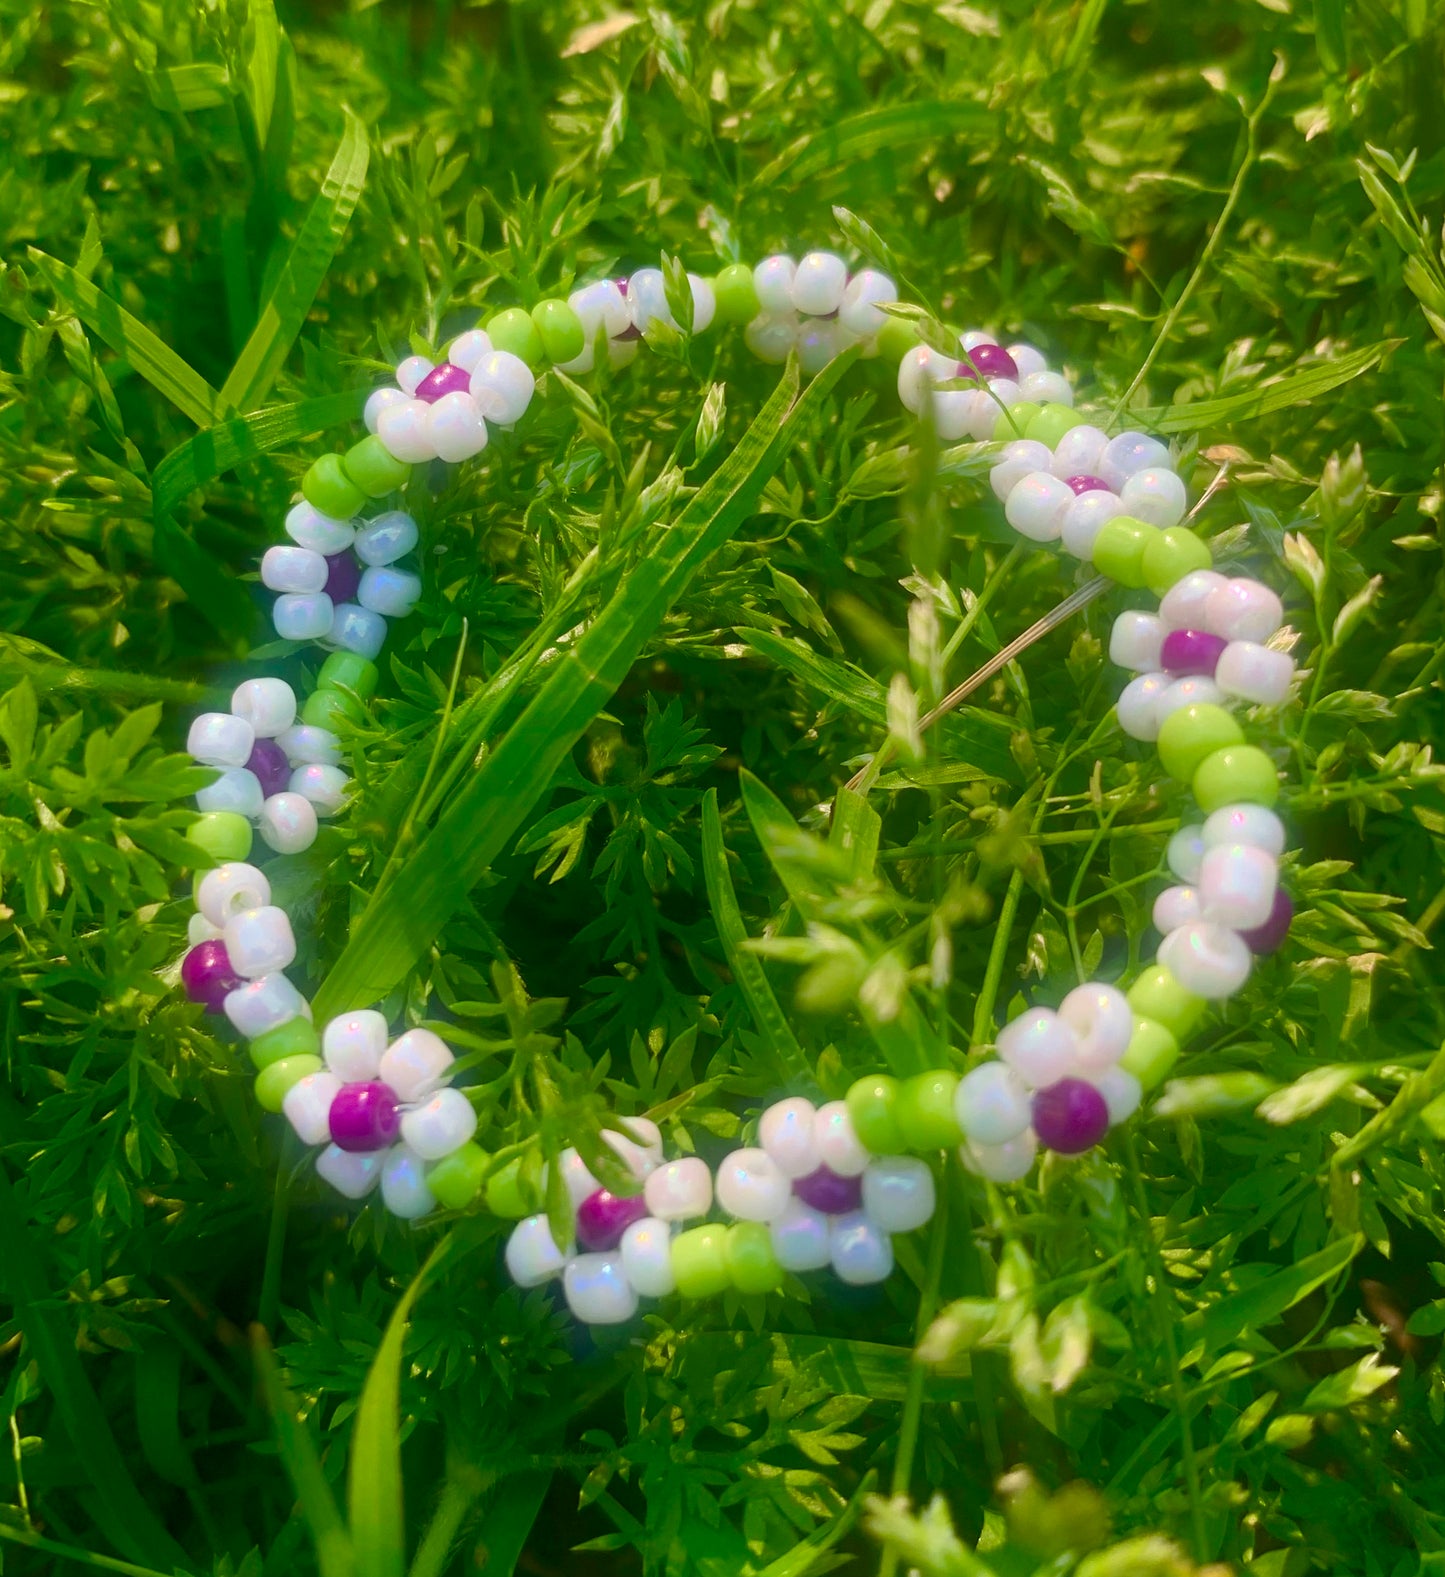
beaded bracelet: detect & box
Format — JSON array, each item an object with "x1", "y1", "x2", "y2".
[{"x1": 173, "y1": 246, "x2": 1298, "y2": 1327}]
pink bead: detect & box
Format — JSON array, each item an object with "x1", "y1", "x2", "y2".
[
  {"x1": 324, "y1": 552, "x2": 361, "y2": 604},
  {"x1": 1238, "y1": 888, "x2": 1293, "y2": 955},
  {"x1": 1161, "y1": 628, "x2": 1229, "y2": 678},
  {"x1": 246, "y1": 738, "x2": 291, "y2": 798},
  {"x1": 960, "y1": 344, "x2": 1019, "y2": 381},
  {"x1": 328, "y1": 1081, "x2": 401, "y2": 1152},
  {"x1": 414, "y1": 363, "x2": 471, "y2": 404},
  {"x1": 1064, "y1": 474, "x2": 1111, "y2": 496},
  {"x1": 1031, "y1": 1078, "x2": 1110, "y2": 1155},
  {"x1": 576, "y1": 1188, "x2": 648, "y2": 1251},
  {"x1": 180, "y1": 940, "x2": 244, "y2": 1012},
  {"x1": 791, "y1": 1166, "x2": 863, "y2": 1215}
]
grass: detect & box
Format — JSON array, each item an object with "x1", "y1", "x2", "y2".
[{"x1": 3, "y1": 0, "x2": 1445, "y2": 1573}]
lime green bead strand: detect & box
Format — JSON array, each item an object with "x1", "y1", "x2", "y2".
[
  {"x1": 846, "y1": 1075, "x2": 906, "y2": 1154},
  {"x1": 187, "y1": 811, "x2": 252, "y2": 864},
  {"x1": 875, "y1": 315, "x2": 920, "y2": 363},
  {"x1": 1024, "y1": 402, "x2": 1085, "y2": 448},
  {"x1": 895, "y1": 1070, "x2": 964, "y2": 1150},
  {"x1": 484, "y1": 1156, "x2": 535, "y2": 1219},
  {"x1": 725, "y1": 1223, "x2": 784, "y2": 1294},
  {"x1": 1119, "y1": 1017, "x2": 1180, "y2": 1089},
  {"x1": 302, "y1": 453, "x2": 366, "y2": 520},
  {"x1": 255, "y1": 1055, "x2": 324, "y2": 1113},
  {"x1": 1091, "y1": 516, "x2": 1162, "y2": 589},
  {"x1": 301, "y1": 687, "x2": 366, "y2": 731},
  {"x1": 317, "y1": 651, "x2": 378, "y2": 701},
  {"x1": 531, "y1": 299, "x2": 585, "y2": 364},
  {"x1": 672, "y1": 1224, "x2": 731, "y2": 1299},
  {"x1": 992, "y1": 400, "x2": 1043, "y2": 440},
  {"x1": 712, "y1": 262, "x2": 759, "y2": 325},
  {"x1": 1142, "y1": 527, "x2": 1212, "y2": 595},
  {"x1": 1192, "y1": 744, "x2": 1279, "y2": 813},
  {"x1": 341, "y1": 434, "x2": 411, "y2": 499},
  {"x1": 429, "y1": 1142, "x2": 490, "y2": 1211},
  {"x1": 249, "y1": 1017, "x2": 320, "y2": 1070},
  {"x1": 1156, "y1": 703, "x2": 1244, "y2": 783},
  {"x1": 1126, "y1": 965, "x2": 1206, "y2": 1042},
  {"x1": 485, "y1": 308, "x2": 544, "y2": 369}
]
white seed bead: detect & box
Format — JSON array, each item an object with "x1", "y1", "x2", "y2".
[
  {"x1": 358, "y1": 566, "x2": 421, "y2": 619},
  {"x1": 564, "y1": 1253, "x2": 638, "y2": 1325},
  {"x1": 188, "y1": 912, "x2": 223, "y2": 944},
  {"x1": 687, "y1": 274, "x2": 716, "y2": 333},
  {"x1": 188, "y1": 712, "x2": 255, "y2": 768},
  {"x1": 353, "y1": 511, "x2": 419, "y2": 567},
  {"x1": 1153, "y1": 885, "x2": 1202, "y2": 934},
  {"x1": 862, "y1": 1156, "x2": 936, "y2": 1232},
  {"x1": 797, "y1": 319, "x2": 844, "y2": 374},
  {"x1": 990, "y1": 439, "x2": 1054, "y2": 500},
  {"x1": 378, "y1": 1028, "x2": 454, "y2": 1102},
  {"x1": 199, "y1": 861, "x2": 271, "y2": 926},
  {"x1": 753, "y1": 254, "x2": 797, "y2": 313},
  {"x1": 1155, "y1": 676, "x2": 1225, "y2": 729},
  {"x1": 377, "y1": 398, "x2": 439, "y2": 464},
  {"x1": 1203, "y1": 804, "x2": 1286, "y2": 857},
  {"x1": 829, "y1": 1210, "x2": 894, "y2": 1285},
  {"x1": 1158, "y1": 921, "x2": 1252, "y2": 999},
  {"x1": 1005, "y1": 472, "x2": 1072, "y2": 542},
  {"x1": 1167, "y1": 826, "x2": 1208, "y2": 883},
  {"x1": 286, "y1": 502, "x2": 355, "y2": 554},
  {"x1": 758, "y1": 1097, "x2": 820, "y2": 1179},
  {"x1": 468, "y1": 351, "x2": 534, "y2": 425},
  {"x1": 997, "y1": 1007, "x2": 1081, "y2": 1088},
  {"x1": 380, "y1": 1144, "x2": 435, "y2": 1219},
  {"x1": 327, "y1": 603, "x2": 387, "y2": 660},
  {"x1": 1205, "y1": 578, "x2": 1283, "y2": 643},
  {"x1": 602, "y1": 1117, "x2": 663, "y2": 1179},
  {"x1": 839, "y1": 269, "x2": 896, "y2": 338},
  {"x1": 552, "y1": 1149, "x2": 601, "y2": 1211},
  {"x1": 1160, "y1": 569, "x2": 1229, "y2": 632},
  {"x1": 283, "y1": 1071, "x2": 342, "y2": 1146},
  {"x1": 791, "y1": 251, "x2": 848, "y2": 315},
  {"x1": 1019, "y1": 370, "x2": 1073, "y2": 407},
  {"x1": 399, "y1": 1087, "x2": 478, "y2": 1160},
  {"x1": 607, "y1": 335, "x2": 639, "y2": 369},
  {"x1": 196, "y1": 767, "x2": 263, "y2": 819},
  {"x1": 626, "y1": 268, "x2": 710, "y2": 333},
  {"x1": 1198, "y1": 844, "x2": 1278, "y2": 930},
  {"x1": 1058, "y1": 982, "x2": 1133, "y2": 1072},
  {"x1": 966, "y1": 389, "x2": 1009, "y2": 440},
  {"x1": 262, "y1": 545, "x2": 328, "y2": 594},
  {"x1": 897, "y1": 345, "x2": 953, "y2": 414},
  {"x1": 620, "y1": 1218, "x2": 677, "y2": 1297},
  {"x1": 273, "y1": 592, "x2": 334, "y2": 643},
  {"x1": 224, "y1": 972, "x2": 307, "y2": 1038},
  {"x1": 1049, "y1": 424, "x2": 1110, "y2": 480},
  {"x1": 364, "y1": 387, "x2": 409, "y2": 436},
  {"x1": 813, "y1": 1101, "x2": 869, "y2": 1177},
  {"x1": 1061, "y1": 489, "x2": 1126, "y2": 559},
  {"x1": 506, "y1": 1214, "x2": 570, "y2": 1287},
  {"x1": 1120, "y1": 467, "x2": 1187, "y2": 529},
  {"x1": 395, "y1": 356, "x2": 434, "y2": 396},
  {"x1": 223, "y1": 904, "x2": 295, "y2": 978},
  {"x1": 446, "y1": 328, "x2": 492, "y2": 372},
  {"x1": 960, "y1": 1129, "x2": 1037, "y2": 1182},
  {"x1": 1110, "y1": 611, "x2": 1166, "y2": 673},
  {"x1": 570, "y1": 278, "x2": 630, "y2": 340},
  {"x1": 1215, "y1": 641, "x2": 1294, "y2": 706},
  {"x1": 1117, "y1": 672, "x2": 1170, "y2": 741},
  {"x1": 715, "y1": 1148, "x2": 791, "y2": 1223},
  {"x1": 744, "y1": 312, "x2": 798, "y2": 363},
  {"x1": 1007, "y1": 344, "x2": 1048, "y2": 380},
  {"x1": 323, "y1": 1009, "x2": 389, "y2": 1082},
  {"x1": 258, "y1": 791, "x2": 318, "y2": 854},
  {"x1": 231, "y1": 678, "x2": 297, "y2": 738},
  {"x1": 986, "y1": 377, "x2": 1022, "y2": 412},
  {"x1": 770, "y1": 1198, "x2": 832, "y2": 1272},
  {"x1": 289, "y1": 763, "x2": 350, "y2": 817},
  {"x1": 931, "y1": 389, "x2": 979, "y2": 441},
  {"x1": 426, "y1": 391, "x2": 489, "y2": 463},
  {"x1": 277, "y1": 723, "x2": 341, "y2": 767},
  {"x1": 953, "y1": 1061, "x2": 1032, "y2": 1146},
  {"x1": 1099, "y1": 431, "x2": 1172, "y2": 491},
  {"x1": 1091, "y1": 1067, "x2": 1143, "y2": 1126},
  {"x1": 960, "y1": 329, "x2": 998, "y2": 351},
  {"x1": 644, "y1": 1156, "x2": 712, "y2": 1220},
  {"x1": 316, "y1": 1143, "x2": 383, "y2": 1199}
]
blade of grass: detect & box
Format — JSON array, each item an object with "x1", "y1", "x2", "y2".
[
  {"x1": 0, "y1": 1524, "x2": 191, "y2": 1577},
  {"x1": 751, "y1": 102, "x2": 991, "y2": 189}
]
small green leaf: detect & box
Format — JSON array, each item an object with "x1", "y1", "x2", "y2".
[{"x1": 1303, "y1": 1352, "x2": 1399, "y2": 1412}]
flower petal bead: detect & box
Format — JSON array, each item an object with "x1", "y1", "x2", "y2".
[
  {"x1": 322, "y1": 1009, "x2": 389, "y2": 1082},
  {"x1": 400, "y1": 1088, "x2": 478, "y2": 1161},
  {"x1": 770, "y1": 1198, "x2": 832, "y2": 1272},
  {"x1": 830, "y1": 1210, "x2": 894, "y2": 1285},
  {"x1": 376, "y1": 398, "x2": 438, "y2": 464},
  {"x1": 759, "y1": 1097, "x2": 820, "y2": 1179},
  {"x1": 1032, "y1": 1078, "x2": 1110, "y2": 1154},
  {"x1": 569, "y1": 277, "x2": 630, "y2": 341},
  {"x1": 1198, "y1": 843, "x2": 1279, "y2": 930},
  {"x1": 1005, "y1": 472, "x2": 1073, "y2": 542},
  {"x1": 997, "y1": 1007, "x2": 1081, "y2": 1088},
  {"x1": 1203, "y1": 803, "x2": 1285, "y2": 857},
  {"x1": 1099, "y1": 431, "x2": 1172, "y2": 491},
  {"x1": 1153, "y1": 884, "x2": 1202, "y2": 934},
  {"x1": 861, "y1": 1156, "x2": 936, "y2": 1232},
  {"x1": 1019, "y1": 369, "x2": 1073, "y2": 407},
  {"x1": 813, "y1": 1101, "x2": 870, "y2": 1177},
  {"x1": 1008, "y1": 343, "x2": 1048, "y2": 379},
  {"x1": 752, "y1": 254, "x2": 797, "y2": 313},
  {"x1": 262, "y1": 545, "x2": 328, "y2": 594},
  {"x1": 364, "y1": 386, "x2": 409, "y2": 435},
  {"x1": 602, "y1": 1116, "x2": 663, "y2": 1178},
  {"x1": 644, "y1": 1156, "x2": 712, "y2": 1220},
  {"x1": 189, "y1": 712, "x2": 255, "y2": 768},
  {"x1": 1205, "y1": 578, "x2": 1283, "y2": 643},
  {"x1": 468, "y1": 350, "x2": 534, "y2": 425},
  {"x1": 549, "y1": 1148, "x2": 600, "y2": 1211},
  {"x1": 839, "y1": 268, "x2": 896, "y2": 338},
  {"x1": 1117, "y1": 672, "x2": 1171, "y2": 741},
  {"x1": 446, "y1": 328, "x2": 492, "y2": 372},
  {"x1": 1120, "y1": 467, "x2": 1187, "y2": 529},
  {"x1": 1154, "y1": 675, "x2": 1226, "y2": 730},
  {"x1": 1092, "y1": 1067, "x2": 1144, "y2": 1125},
  {"x1": 196, "y1": 767, "x2": 264, "y2": 819},
  {"x1": 953, "y1": 1061, "x2": 1032, "y2": 1145},
  {"x1": 1061, "y1": 489, "x2": 1127, "y2": 559},
  {"x1": 990, "y1": 439, "x2": 1054, "y2": 501},
  {"x1": 745, "y1": 312, "x2": 799, "y2": 363},
  {"x1": 258, "y1": 791, "x2": 318, "y2": 854},
  {"x1": 1167, "y1": 825, "x2": 1208, "y2": 882},
  {"x1": 276, "y1": 723, "x2": 341, "y2": 767},
  {"x1": 358, "y1": 566, "x2": 422, "y2": 620},
  {"x1": 1050, "y1": 424, "x2": 1110, "y2": 480},
  {"x1": 198, "y1": 861, "x2": 270, "y2": 926},
  {"x1": 791, "y1": 250, "x2": 848, "y2": 315},
  {"x1": 898, "y1": 344, "x2": 953, "y2": 414},
  {"x1": 930, "y1": 389, "x2": 979, "y2": 441},
  {"x1": 797, "y1": 319, "x2": 844, "y2": 373},
  {"x1": 316, "y1": 1144, "x2": 384, "y2": 1199},
  {"x1": 282, "y1": 1071, "x2": 343, "y2": 1146},
  {"x1": 380, "y1": 1145, "x2": 435, "y2": 1219},
  {"x1": 223, "y1": 904, "x2": 295, "y2": 978},
  {"x1": 1110, "y1": 611, "x2": 1166, "y2": 673},
  {"x1": 960, "y1": 328, "x2": 997, "y2": 351},
  {"x1": 1158, "y1": 921, "x2": 1252, "y2": 998},
  {"x1": 621, "y1": 1218, "x2": 677, "y2": 1297},
  {"x1": 354, "y1": 511, "x2": 419, "y2": 567},
  {"x1": 1160, "y1": 569, "x2": 1229, "y2": 632},
  {"x1": 426, "y1": 391, "x2": 489, "y2": 463},
  {"x1": 1216, "y1": 641, "x2": 1295, "y2": 706},
  {"x1": 961, "y1": 1129, "x2": 1037, "y2": 1182},
  {"x1": 231, "y1": 678, "x2": 297, "y2": 740},
  {"x1": 395, "y1": 355, "x2": 434, "y2": 396},
  {"x1": 273, "y1": 592, "x2": 334, "y2": 643},
  {"x1": 289, "y1": 763, "x2": 350, "y2": 816},
  {"x1": 224, "y1": 972, "x2": 309, "y2": 1038},
  {"x1": 378, "y1": 1028, "x2": 454, "y2": 1102},
  {"x1": 327, "y1": 603, "x2": 387, "y2": 660},
  {"x1": 286, "y1": 501, "x2": 355, "y2": 555},
  {"x1": 716, "y1": 1148, "x2": 791, "y2": 1222},
  {"x1": 507, "y1": 1214, "x2": 570, "y2": 1287},
  {"x1": 1058, "y1": 983, "x2": 1133, "y2": 1071}
]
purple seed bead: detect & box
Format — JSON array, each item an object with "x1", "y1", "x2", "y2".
[
  {"x1": 960, "y1": 343, "x2": 1019, "y2": 382},
  {"x1": 792, "y1": 1165, "x2": 863, "y2": 1215},
  {"x1": 616, "y1": 277, "x2": 630, "y2": 294},
  {"x1": 180, "y1": 940, "x2": 244, "y2": 1012},
  {"x1": 414, "y1": 363, "x2": 472, "y2": 404},
  {"x1": 1065, "y1": 474, "x2": 1112, "y2": 497},
  {"x1": 1238, "y1": 887, "x2": 1293, "y2": 955},
  {"x1": 575, "y1": 1188, "x2": 648, "y2": 1252},
  {"x1": 1161, "y1": 628, "x2": 1229, "y2": 678},
  {"x1": 324, "y1": 551, "x2": 361, "y2": 604},
  {"x1": 246, "y1": 738, "x2": 291, "y2": 798},
  {"x1": 1031, "y1": 1078, "x2": 1110, "y2": 1155},
  {"x1": 328, "y1": 1081, "x2": 401, "y2": 1153},
  {"x1": 614, "y1": 323, "x2": 642, "y2": 342}
]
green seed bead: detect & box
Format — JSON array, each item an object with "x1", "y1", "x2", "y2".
[
  {"x1": 1192, "y1": 744, "x2": 1279, "y2": 814},
  {"x1": 1091, "y1": 515, "x2": 1162, "y2": 589},
  {"x1": 484, "y1": 1156, "x2": 534, "y2": 1219},
  {"x1": 1157, "y1": 704, "x2": 1243, "y2": 784},
  {"x1": 187, "y1": 811, "x2": 252, "y2": 864},
  {"x1": 725, "y1": 1222, "x2": 784, "y2": 1295},
  {"x1": 317, "y1": 651, "x2": 378, "y2": 701},
  {"x1": 1142, "y1": 527, "x2": 1212, "y2": 596},
  {"x1": 302, "y1": 453, "x2": 366, "y2": 521},
  {"x1": 1024, "y1": 402, "x2": 1085, "y2": 448},
  {"x1": 255, "y1": 1055, "x2": 323, "y2": 1114},
  {"x1": 301, "y1": 687, "x2": 365, "y2": 731},
  {"x1": 846, "y1": 1075, "x2": 906, "y2": 1155},
  {"x1": 249, "y1": 1017, "x2": 320, "y2": 1070},
  {"x1": 485, "y1": 308, "x2": 544, "y2": 369},
  {"x1": 1126, "y1": 965, "x2": 1205, "y2": 1042},
  {"x1": 712, "y1": 262, "x2": 760, "y2": 325},
  {"x1": 895, "y1": 1070, "x2": 964, "y2": 1150},
  {"x1": 875, "y1": 316, "x2": 920, "y2": 363},
  {"x1": 1119, "y1": 1016, "x2": 1180, "y2": 1089},
  {"x1": 992, "y1": 400, "x2": 1042, "y2": 440},
  {"x1": 429, "y1": 1142, "x2": 490, "y2": 1211},
  {"x1": 341, "y1": 434, "x2": 412, "y2": 499},
  {"x1": 672, "y1": 1224, "x2": 731, "y2": 1299},
  {"x1": 531, "y1": 298, "x2": 585, "y2": 364}
]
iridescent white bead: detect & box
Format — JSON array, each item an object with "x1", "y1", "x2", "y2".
[
  {"x1": 839, "y1": 269, "x2": 896, "y2": 338},
  {"x1": 376, "y1": 399, "x2": 439, "y2": 464},
  {"x1": 1204, "y1": 578, "x2": 1283, "y2": 643},
  {"x1": 1203, "y1": 803, "x2": 1285, "y2": 857},
  {"x1": 564, "y1": 1254, "x2": 638, "y2": 1324},
  {"x1": 323, "y1": 1009, "x2": 389, "y2": 1082},
  {"x1": 1154, "y1": 676, "x2": 1225, "y2": 729},
  {"x1": 1005, "y1": 472, "x2": 1072, "y2": 542},
  {"x1": 289, "y1": 763, "x2": 350, "y2": 816},
  {"x1": 1109, "y1": 611, "x2": 1165, "y2": 672},
  {"x1": 620, "y1": 1218, "x2": 676, "y2": 1296},
  {"x1": 1049, "y1": 424, "x2": 1110, "y2": 480},
  {"x1": 770, "y1": 1198, "x2": 832, "y2": 1271},
  {"x1": 861, "y1": 1156, "x2": 936, "y2": 1232},
  {"x1": 506, "y1": 1214, "x2": 569, "y2": 1287},
  {"x1": 791, "y1": 251, "x2": 848, "y2": 315},
  {"x1": 552, "y1": 1148, "x2": 601, "y2": 1211},
  {"x1": 1019, "y1": 370, "x2": 1073, "y2": 407},
  {"x1": 1091, "y1": 1067, "x2": 1143, "y2": 1126},
  {"x1": 1167, "y1": 825, "x2": 1208, "y2": 883},
  {"x1": 273, "y1": 593, "x2": 334, "y2": 643},
  {"x1": 327, "y1": 603, "x2": 387, "y2": 660},
  {"x1": 258, "y1": 791, "x2": 318, "y2": 854},
  {"x1": 399, "y1": 1088, "x2": 478, "y2": 1160},
  {"x1": 1157, "y1": 921, "x2": 1252, "y2": 998},
  {"x1": 602, "y1": 1117, "x2": 663, "y2": 1178},
  {"x1": 380, "y1": 1145, "x2": 435, "y2": 1219},
  {"x1": 569, "y1": 278, "x2": 630, "y2": 340},
  {"x1": 223, "y1": 904, "x2": 294, "y2": 978},
  {"x1": 1061, "y1": 489, "x2": 1126, "y2": 559},
  {"x1": 1058, "y1": 982, "x2": 1132, "y2": 1072},
  {"x1": 196, "y1": 767, "x2": 263, "y2": 819},
  {"x1": 262, "y1": 545, "x2": 328, "y2": 594},
  {"x1": 1216, "y1": 641, "x2": 1294, "y2": 705},
  {"x1": 744, "y1": 312, "x2": 798, "y2": 363},
  {"x1": 188, "y1": 712, "x2": 255, "y2": 768},
  {"x1": 224, "y1": 972, "x2": 307, "y2": 1038},
  {"x1": 644, "y1": 1156, "x2": 712, "y2": 1220},
  {"x1": 624, "y1": 267, "x2": 667, "y2": 329},
  {"x1": 276, "y1": 723, "x2": 341, "y2": 767},
  {"x1": 1116, "y1": 672, "x2": 1170, "y2": 741},
  {"x1": 469, "y1": 350, "x2": 535, "y2": 425},
  {"x1": 758, "y1": 1097, "x2": 819, "y2": 1179},
  {"x1": 960, "y1": 329, "x2": 998, "y2": 351},
  {"x1": 753, "y1": 254, "x2": 797, "y2": 313},
  {"x1": 897, "y1": 345, "x2": 953, "y2": 414},
  {"x1": 1007, "y1": 344, "x2": 1048, "y2": 380},
  {"x1": 395, "y1": 356, "x2": 434, "y2": 396},
  {"x1": 953, "y1": 1061, "x2": 1031, "y2": 1146},
  {"x1": 797, "y1": 319, "x2": 845, "y2": 374},
  {"x1": 605, "y1": 335, "x2": 638, "y2": 368},
  {"x1": 364, "y1": 387, "x2": 409, "y2": 436},
  {"x1": 359, "y1": 566, "x2": 421, "y2": 619},
  {"x1": 830, "y1": 1210, "x2": 894, "y2": 1285},
  {"x1": 446, "y1": 328, "x2": 492, "y2": 372},
  {"x1": 231, "y1": 678, "x2": 297, "y2": 738},
  {"x1": 986, "y1": 377, "x2": 1022, "y2": 412},
  {"x1": 286, "y1": 502, "x2": 355, "y2": 555},
  {"x1": 426, "y1": 391, "x2": 488, "y2": 463},
  {"x1": 1120, "y1": 467, "x2": 1187, "y2": 529},
  {"x1": 989, "y1": 439, "x2": 1053, "y2": 500},
  {"x1": 378, "y1": 1028, "x2": 453, "y2": 1102},
  {"x1": 715, "y1": 1148, "x2": 791, "y2": 1222},
  {"x1": 1152, "y1": 884, "x2": 1202, "y2": 934},
  {"x1": 1198, "y1": 843, "x2": 1278, "y2": 930},
  {"x1": 813, "y1": 1101, "x2": 869, "y2": 1177},
  {"x1": 1160, "y1": 570, "x2": 1228, "y2": 632},
  {"x1": 931, "y1": 389, "x2": 979, "y2": 441},
  {"x1": 283, "y1": 1071, "x2": 342, "y2": 1146},
  {"x1": 1099, "y1": 431, "x2": 1172, "y2": 491},
  {"x1": 960, "y1": 1129, "x2": 1037, "y2": 1182},
  {"x1": 997, "y1": 1007, "x2": 1080, "y2": 1088},
  {"x1": 188, "y1": 912, "x2": 223, "y2": 944},
  {"x1": 316, "y1": 1143, "x2": 383, "y2": 1199},
  {"x1": 198, "y1": 861, "x2": 270, "y2": 926},
  {"x1": 354, "y1": 511, "x2": 418, "y2": 567}
]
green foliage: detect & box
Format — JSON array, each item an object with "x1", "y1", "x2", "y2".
[{"x1": 3, "y1": 1, "x2": 1445, "y2": 1575}]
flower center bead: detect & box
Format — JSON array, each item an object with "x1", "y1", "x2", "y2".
[
  {"x1": 413, "y1": 362, "x2": 472, "y2": 403},
  {"x1": 791, "y1": 1165, "x2": 863, "y2": 1215},
  {"x1": 1161, "y1": 628, "x2": 1228, "y2": 678},
  {"x1": 323, "y1": 550, "x2": 362, "y2": 604},
  {"x1": 1031, "y1": 1078, "x2": 1110, "y2": 1155},
  {"x1": 960, "y1": 343, "x2": 1018, "y2": 381},
  {"x1": 575, "y1": 1188, "x2": 649, "y2": 1251},
  {"x1": 180, "y1": 940, "x2": 244, "y2": 1012},
  {"x1": 245, "y1": 738, "x2": 291, "y2": 798},
  {"x1": 1064, "y1": 474, "x2": 1112, "y2": 496},
  {"x1": 328, "y1": 1080, "x2": 401, "y2": 1152}
]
